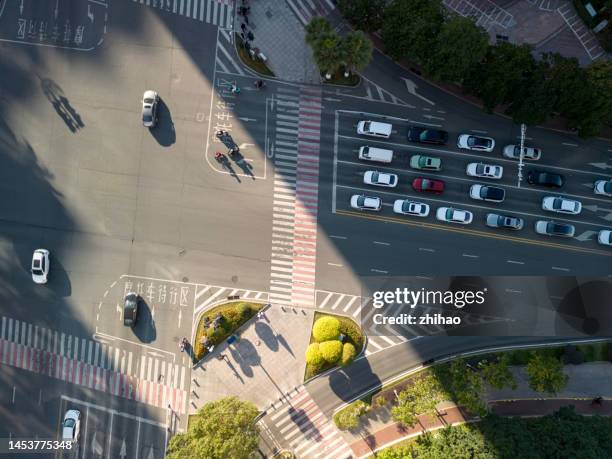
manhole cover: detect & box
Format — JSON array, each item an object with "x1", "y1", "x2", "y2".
[
  {"x1": 182, "y1": 277, "x2": 189, "y2": 283},
  {"x1": 231, "y1": 275, "x2": 238, "y2": 283}
]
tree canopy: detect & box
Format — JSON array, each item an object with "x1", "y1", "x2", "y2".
[{"x1": 166, "y1": 397, "x2": 259, "y2": 459}]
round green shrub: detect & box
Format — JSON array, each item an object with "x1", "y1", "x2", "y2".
[
  {"x1": 341, "y1": 342, "x2": 356, "y2": 366},
  {"x1": 312, "y1": 316, "x2": 341, "y2": 342},
  {"x1": 319, "y1": 340, "x2": 343, "y2": 364},
  {"x1": 305, "y1": 343, "x2": 324, "y2": 366}
]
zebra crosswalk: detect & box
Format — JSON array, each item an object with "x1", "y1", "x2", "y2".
[
  {"x1": 269, "y1": 86, "x2": 323, "y2": 308},
  {"x1": 194, "y1": 284, "x2": 269, "y2": 316},
  {"x1": 260, "y1": 386, "x2": 352, "y2": 458},
  {"x1": 285, "y1": 0, "x2": 337, "y2": 27},
  {"x1": 215, "y1": 28, "x2": 246, "y2": 76},
  {"x1": 0, "y1": 316, "x2": 189, "y2": 413},
  {"x1": 132, "y1": 0, "x2": 233, "y2": 29}
]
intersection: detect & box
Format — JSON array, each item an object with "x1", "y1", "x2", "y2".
[{"x1": 0, "y1": 0, "x2": 611, "y2": 458}]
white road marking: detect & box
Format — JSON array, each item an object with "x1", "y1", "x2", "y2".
[
  {"x1": 371, "y1": 269, "x2": 388, "y2": 274},
  {"x1": 373, "y1": 241, "x2": 390, "y2": 246},
  {"x1": 552, "y1": 266, "x2": 570, "y2": 272},
  {"x1": 462, "y1": 254, "x2": 479, "y2": 258},
  {"x1": 507, "y1": 260, "x2": 525, "y2": 264},
  {"x1": 329, "y1": 235, "x2": 347, "y2": 239},
  {"x1": 419, "y1": 247, "x2": 435, "y2": 252},
  {"x1": 327, "y1": 263, "x2": 343, "y2": 267},
  {"x1": 562, "y1": 142, "x2": 579, "y2": 147}
]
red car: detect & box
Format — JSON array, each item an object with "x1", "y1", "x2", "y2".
[{"x1": 412, "y1": 177, "x2": 444, "y2": 194}]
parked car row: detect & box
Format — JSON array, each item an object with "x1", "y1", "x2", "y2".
[
  {"x1": 349, "y1": 193, "x2": 611, "y2": 245},
  {"x1": 353, "y1": 120, "x2": 612, "y2": 246}
]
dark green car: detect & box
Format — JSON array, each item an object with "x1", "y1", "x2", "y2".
[{"x1": 409, "y1": 155, "x2": 442, "y2": 171}]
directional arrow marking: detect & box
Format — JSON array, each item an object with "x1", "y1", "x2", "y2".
[
  {"x1": 324, "y1": 97, "x2": 342, "y2": 102},
  {"x1": 120, "y1": 439, "x2": 127, "y2": 459},
  {"x1": 423, "y1": 114, "x2": 444, "y2": 121},
  {"x1": 238, "y1": 117, "x2": 257, "y2": 122},
  {"x1": 91, "y1": 431, "x2": 103, "y2": 456},
  {"x1": 588, "y1": 162, "x2": 612, "y2": 170},
  {"x1": 401, "y1": 77, "x2": 435, "y2": 106},
  {"x1": 583, "y1": 204, "x2": 612, "y2": 213},
  {"x1": 574, "y1": 230, "x2": 598, "y2": 242}
]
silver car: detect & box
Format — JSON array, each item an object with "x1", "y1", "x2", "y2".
[
  {"x1": 142, "y1": 90, "x2": 159, "y2": 127},
  {"x1": 542, "y1": 196, "x2": 582, "y2": 215},
  {"x1": 503, "y1": 145, "x2": 542, "y2": 160}
]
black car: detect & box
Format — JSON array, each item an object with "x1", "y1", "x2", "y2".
[
  {"x1": 526, "y1": 170, "x2": 564, "y2": 188},
  {"x1": 407, "y1": 126, "x2": 448, "y2": 145},
  {"x1": 485, "y1": 213, "x2": 524, "y2": 230},
  {"x1": 124, "y1": 292, "x2": 139, "y2": 327}
]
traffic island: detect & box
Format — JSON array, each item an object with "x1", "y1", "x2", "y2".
[
  {"x1": 304, "y1": 313, "x2": 365, "y2": 381},
  {"x1": 193, "y1": 301, "x2": 264, "y2": 362},
  {"x1": 234, "y1": 34, "x2": 275, "y2": 77}
]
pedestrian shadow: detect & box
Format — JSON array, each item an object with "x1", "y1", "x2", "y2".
[
  {"x1": 230, "y1": 152, "x2": 255, "y2": 180},
  {"x1": 216, "y1": 155, "x2": 242, "y2": 182},
  {"x1": 149, "y1": 98, "x2": 176, "y2": 147},
  {"x1": 288, "y1": 406, "x2": 323, "y2": 441},
  {"x1": 39, "y1": 77, "x2": 84, "y2": 133},
  {"x1": 228, "y1": 338, "x2": 260, "y2": 378},
  {"x1": 254, "y1": 321, "x2": 294, "y2": 357}
]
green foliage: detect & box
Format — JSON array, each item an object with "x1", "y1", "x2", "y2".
[
  {"x1": 506, "y1": 58, "x2": 556, "y2": 126},
  {"x1": 333, "y1": 400, "x2": 371, "y2": 430},
  {"x1": 391, "y1": 373, "x2": 445, "y2": 428},
  {"x1": 305, "y1": 343, "x2": 324, "y2": 367},
  {"x1": 448, "y1": 359, "x2": 487, "y2": 416},
  {"x1": 381, "y1": 0, "x2": 444, "y2": 63},
  {"x1": 339, "y1": 31, "x2": 374, "y2": 74},
  {"x1": 341, "y1": 342, "x2": 356, "y2": 366},
  {"x1": 338, "y1": 0, "x2": 386, "y2": 32},
  {"x1": 377, "y1": 407, "x2": 612, "y2": 458},
  {"x1": 305, "y1": 17, "x2": 333, "y2": 46},
  {"x1": 464, "y1": 42, "x2": 536, "y2": 113},
  {"x1": 166, "y1": 397, "x2": 259, "y2": 459},
  {"x1": 424, "y1": 16, "x2": 489, "y2": 83},
  {"x1": 479, "y1": 354, "x2": 517, "y2": 390},
  {"x1": 312, "y1": 316, "x2": 341, "y2": 342},
  {"x1": 526, "y1": 351, "x2": 568, "y2": 394},
  {"x1": 319, "y1": 340, "x2": 343, "y2": 364}
]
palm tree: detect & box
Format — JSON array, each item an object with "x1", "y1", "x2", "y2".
[
  {"x1": 313, "y1": 31, "x2": 343, "y2": 79},
  {"x1": 339, "y1": 31, "x2": 374, "y2": 77},
  {"x1": 305, "y1": 17, "x2": 333, "y2": 47}
]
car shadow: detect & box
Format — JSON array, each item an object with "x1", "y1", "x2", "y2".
[
  {"x1": 149, "y1": 98, "x2": 175, "y2": 147},
  {"x1": 133, "y1": 299, "x2": 157, "y2": 343}
]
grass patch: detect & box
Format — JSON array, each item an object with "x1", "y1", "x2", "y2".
[
  {"x1": 577, "y1": 342, "x2": 609, "y2": 362},
  {"x1": 234, "y1": 33, "x2": 275, "y2": 77},
  {"x1": 322, "y1": 67, "x2": 360, "y2": 86},
  {"x1": 194, "y1": 301, "x2": 263, "y2": 361},
  {"x1": 304, "y1": 312, "x2": 365, "y2": 380}
]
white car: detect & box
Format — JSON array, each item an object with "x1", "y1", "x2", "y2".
[
  {"x1": 594, "y1": 179, "x2": 612, "y2": 197},
  {"x1": 457, "y1": 134, "x2": 495, "y2": 152},
  {"x1": 350, "y1": 195, "x2": 382, "y2": 211},
  {"x1": 142, "y1": 90, "x2": 159, "y2": 128},
  {"x1": 469, "y1": 184, "x2": 505, "y2": 202},
  {"x1": 436, "y1": 207, "x2": 473, "y2": 225},
  {"x1": 503, "y1": 145, "x2": 542, "y2": 160},
  {"x1": 363, "y1": 171, "x2": 398, "y2": 188},
  {"x1": 466, "y1": 162, "x2": 503, "y2": 179},
  {"x1": 542, "y1": 196, "x2": 582, "y2": 215},
  {"x1": 598, "y1": 230, "x2": 612, "y2": 246},
  {"x1": 62, "y1": 409, "x2": 81, "y2": 442},
  {"x1": 31, "y1": 249, "x2": 50, "y2": 284},
  {"x1": 393, "y1": 199, "x2": 430, "y2": 217}
]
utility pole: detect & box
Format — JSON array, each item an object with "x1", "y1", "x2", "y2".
[{"x1": 517, "y1": 123, "x2": 526, "y2": 188}]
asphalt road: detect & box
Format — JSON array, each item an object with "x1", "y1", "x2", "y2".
[
  {"x1": 312, "y1": 84, "x2": 611, "y2": 294},
  {"x1": 306, "y1": 336, "x2": 612, "y2": 417}
]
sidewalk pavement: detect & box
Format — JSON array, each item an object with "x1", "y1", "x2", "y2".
[
  {"x1": 345, "y1": 362, "x2": 612, "y2": 458},
  {"x1": 239, "y1": 0, "x2": 321, "y2": 83},
  {"x1": 188, "y1": 305, "x2": 312, "y2": 413}
]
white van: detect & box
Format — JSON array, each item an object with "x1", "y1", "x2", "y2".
[
  {"x1": 358, "y1": 146, "x2": 393, "y2": 163},
  {"x1": 357, "y1": 120, "x2": 392, "y2": 138}
]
